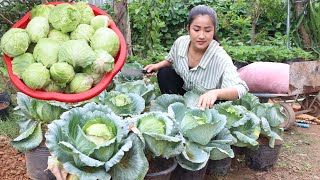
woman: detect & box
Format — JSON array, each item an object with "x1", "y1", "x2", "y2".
[{"x1": 144, "y1": 5, "x2": 248, "y2": 110}]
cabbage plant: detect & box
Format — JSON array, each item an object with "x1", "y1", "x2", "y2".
[
  {"x1": 115, "y1": 80, "x2": 156, "y2": 105},
  {"x1": 150, "y1": 90, "x2": 201, "y2": 112},
  {"x1": 206, "y1": 128, "x2": 237, "y2": 161},
  {"x1": 215, "y1": 102, "x2": 261, "y2": 148},
  {"x1": 11, "y1": 93, "x2": 70, "y2": 152},
  {"x1": 168, "y1": 102, "x2": 228, "y2": 171},
  {"x1": 45, "y1": 103, "x2": 148, "y2": 179},
  {"x1": 252, "y1": 103, "x2": 286, "y2": 147},
  {"x1": 130, "y1": 112, "x2": 183, "y2": 158},
  {"x1": 96, "y1": 90, "x2": 145, "y2": 116}
]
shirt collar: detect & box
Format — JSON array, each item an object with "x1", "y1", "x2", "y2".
[{"x1": 178, "y1": 36, "x2": 220, "y2": 69}]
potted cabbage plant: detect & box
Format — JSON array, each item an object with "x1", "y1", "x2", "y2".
[
  {"x1": 45, "y1": 102, "x2": 149, "y2": 180},
  {"x1": 230, "y1": 93, "x2": 286, "y2": 171},
  {"x1": 167, "y1": 101, "x2": 230, "y2": 179},
  {"x1": 215, "y1": 101, "x2": 261, "y2": 156},
  {"x1": 130, "y1": 112, "x2": 183, "y2": 179},
  {"x1": 11, "y1": 92, "x2": 72, "y2": 180},
  {"x1": 245, "y1": 102, "x2": 286, "y2": 171},
  {"x1": 150, "y1": 90, "x2": 234, "y2": 179}
]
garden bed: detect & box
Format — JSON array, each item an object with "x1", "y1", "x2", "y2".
[{"x1": 1, "y1": 125, "x2": 320, "y2": 180}]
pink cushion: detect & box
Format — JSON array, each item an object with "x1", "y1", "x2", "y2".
[{"x1": 237, "y1": 62, "x2": 289, "y2": 94}]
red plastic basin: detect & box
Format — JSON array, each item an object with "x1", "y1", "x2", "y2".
[{"x1": 3, "y1": 2, "x2": 126, "y2": 103}]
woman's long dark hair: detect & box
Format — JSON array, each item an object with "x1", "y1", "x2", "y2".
[{"x1": 187, "y1": 5, "x2": 220, "y2": 43}]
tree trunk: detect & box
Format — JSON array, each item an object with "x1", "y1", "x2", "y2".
[
  {"x1": 113, "y1": 0, "x2": 133, "y2": 56},
  {"x1": 294, "y1": 0, "x2": 311, "y2": 49},
  {"x1": 251, "y1": 0, "x2": 259, "y2": 45}
]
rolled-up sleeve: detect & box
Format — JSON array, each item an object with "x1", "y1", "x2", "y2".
[
  {"x1": 221, "y1": 64, "x2": 249, "y2": 98},
  {"x1": 165, "y1": 41, "x2": 177, "y2": 63}
]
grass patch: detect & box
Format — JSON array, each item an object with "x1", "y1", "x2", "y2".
[{"x1": 0, "y1": 113, "x2": 19, "y2": 139}]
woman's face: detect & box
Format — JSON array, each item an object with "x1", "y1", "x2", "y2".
[{"x1": 188, "y1": 15, "x2": 215, "y2": 51}]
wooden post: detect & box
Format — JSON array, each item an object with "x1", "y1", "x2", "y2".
[
  {"x1": 113, "y1": 0, "x2": 133, "y2": 56},
  {"x1": 294, "y1": 0, "x2": 311, "y2": 50}
]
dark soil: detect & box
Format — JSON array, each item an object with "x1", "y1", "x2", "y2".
[{"x1": 147, "y1": 157, "x2": 175, "y2": 174}]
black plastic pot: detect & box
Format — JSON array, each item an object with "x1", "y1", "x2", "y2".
[
  {"x1": 25, "y1": 144, "x2": 55, "y2": 180},
  {"x1": 0, "y1": 92, "x2": 10, "y2": 118},
  {"x1": 245, "y1": 144, "x2": 282, "y2": 171},
  {"x1": 231, "y1": 145, "x2": 247, "y2": 156},
  {"x1": 169, "y1": 162, "x2": 208, "y2": 180},
  {"x1": 145, "y1": 158, "x2": 177, "y2": 180},
  {"x1": 206, "y1": 158, "x2": 232, "y2": 177}
]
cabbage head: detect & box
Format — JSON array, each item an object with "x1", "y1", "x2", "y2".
[
  {"x1": 83, "y1": 66, "x2": 105, "y2": 85},
  {"x1": 132, "y1": 112, "x2": 183, "y2": 158},
  {"x1": 22, "y1": 63, "x2": 50, "y2": 90},
  {"x1": 48, "y1": 29, "x2": 70, "y2": 43},
  {"x1": 115, "y1": 80, "x2": 156, "y2": 105},
  {"x1": 12, "y1": 53, "x2": 35, "y2": 78},
  {"x1": 90, "y1": 28, "x2": 120, "y2": 57},
  {"x1": 92, "y1": 50, "x2": 114, "y2": 74},
  {"x1": 43, "y1": 81, "x2": 64, "y2": 92},
  {"x1": 74, "y1": 1, "x2": 95, "y2": 24},
  {"x1": 49, "y1": 4, "x2": 81, "y2": 33},
  {"x1": 30, "y1": 4, "x2": 54, "y2": 19},
  {"x1": 26, "y1": 17, "x2": 50, "y2": 43},
  {"x1": 58, "y1": 40, "x2": 96, "y2": 68},
  {"x1": 0, "y1": 28, "x2": 30, "y2": 57},
  {"x1": 70, "y1": 24, "x2": 95, "y2": 42},
  {"x1": 45, "y1": 103, "x2": 148, "y2": 179},
  {"x1": 67, "y1": 73, "x2": 93, "y2": 93},
  {"x1": 50, "y1": 62, "x2": 75, "y2": 84},
  {"x1": 90, "y1": 15, "x2": 110, "y2": 30},
  {"x1": 97, "y1": 90, "x2": 145, "y2": 116},
  {"x1": 33, "y1": 38, "x2": 60, "y2": 68}
]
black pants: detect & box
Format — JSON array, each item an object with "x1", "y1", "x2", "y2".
[
  {"x1": 157, "y1": 67, "x2": 226, "y2": 104},
  {"x1": 157, "y1": 67, "x2": 186, "y2": 95}
]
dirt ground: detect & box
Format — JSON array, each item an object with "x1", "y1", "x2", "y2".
[{"x1": 0, "y1": 125, "x2": 319, "y2": 180}]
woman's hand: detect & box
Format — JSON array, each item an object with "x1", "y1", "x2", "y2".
[
  {"x1": 197, "y1": 90, "x2": 219, "y2": 110},
  {"x1": 143, "y1": 64, "x2": 159, "y2": 76},
  {"x1": 144, "y1": 60, "x2": 172, "y2": 76}
]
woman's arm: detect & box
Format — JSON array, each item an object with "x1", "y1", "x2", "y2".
[
  {"x1": 144, "y1": 60, "x2": 172, "y2": 74},
  {"x1": 197, "y1": 60, "x2": 248, "y2": 110},
  {"x1": 197, "y1": 87, "x2": 238, "y2": 110}
]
